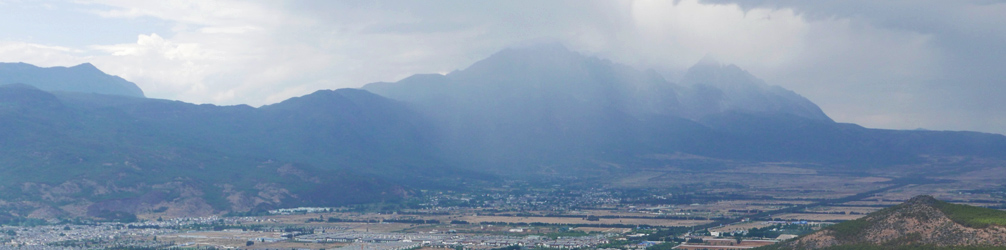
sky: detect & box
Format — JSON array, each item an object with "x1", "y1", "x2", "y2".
[{"x1": 0, "y1": 0, "x2": 1004, "y2": 135}]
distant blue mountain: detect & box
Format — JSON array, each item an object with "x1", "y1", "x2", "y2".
[
  {"x1": 0, "y1": 62, "x2": 144, "y2": 97},
  {"x1": 364, "y1": 45, "x2": 1006, "y2": 174},
  {"x1": 0, "y1": 84, "x2": 453, "y2": 218}
]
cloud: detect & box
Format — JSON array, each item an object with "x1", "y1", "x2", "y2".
[
  {"x1": 537, "y1": 1, "x2": 945, "y2": 133},
  {"x1": 0, "y1": 0, "x2": 1003, "y2": 134},
  {"x1": 85, "y1": 0, "x2": 285, "y2": 28},
  {"x1": 695, "y1": 0, "x2": 1006, "y2": 133},
  {"x1": 0, "y1": 42, "x2": 88, "y2": 67},
  {"x1": 85, "y1": 33, "x2": 222, "y2": 101},
  {"x1": 91, "y1": 33, "x2": 211, "y2": 59},
  {"x1": 606, "y1": 1, "x2": 811, "y2": 71}
]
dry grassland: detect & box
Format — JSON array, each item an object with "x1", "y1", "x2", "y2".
[
  {"x1": 841, "y1": 200, "x2": 903, "y2": 206},
  {"x1": 805, "y1": 206, "x2": 881, "y2": 214},
  {"x1": 458, "y1": 215, "x2": 709, "y2": 227},
  {"x1": 572, "y1": 227, "x2": 632, "y2": 233},
  {"x1": 709, "y1": 221, "x2": 774, "y2": 232},
  {"x1": 716, "y1": 165, "x2": 818, "y2": 175},
  {"x1": 772, "y1": 213, "x2": 865, "y2": 221},
  {"x1": 614, "y1": 170, "x2": 890, "y2": 200}
]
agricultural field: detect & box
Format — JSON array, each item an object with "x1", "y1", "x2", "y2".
[
  {"x1": 456, "y1": 215, "x2": 711, "y2": 227},
  {"x1": 771, "y1": 213, "x2": 866, "y2": 221}
]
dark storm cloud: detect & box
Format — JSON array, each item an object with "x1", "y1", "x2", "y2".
[{"x1": 701, "y1": 0, "x2": 1006, "y2": 133}]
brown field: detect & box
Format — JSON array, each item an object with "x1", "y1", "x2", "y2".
[
  {"x1": 575, "y1": 209, "x2": 696, "y2": 218},
  {"x1": 703, "y1": 200, "x2": 814, "y2": 212},
  {"x1": 852, "y1": 177, "x2": 893, "y2": 183},
  {"x1": 870, "y1": 182, "x2": 1006, "y2": 203},
  {"x1": 771, "y1": 213, "x2": 865, "y2": 221},
  {"x1": 951, "y1": 166, "x2": 1006, "y2": 183},
  {"x1": 709, "y1": 221, "x2": 774, "y2": 232},
  {"x1": 611, "y1": 168, "x2": 892, "y2": 201},
  {"x1": 804, "y1": 206, "x2": 881, "y2": 214},
  {"x1": 840, "y1": 200, "x2": 903, "y2": 206},
  {"x1": 458, "y1": 215, "x2": 710, "y2": 227},
  {"x1": 716, "y1": 165, "x2": 818, "y2": 175},
  {"x1": 572, "y1": 227, "x2": 632, "y2": 233}
]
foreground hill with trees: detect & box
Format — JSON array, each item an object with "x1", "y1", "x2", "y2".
[{"x1": 763, "y1": 195, "x2": 1006, "y2": 250}]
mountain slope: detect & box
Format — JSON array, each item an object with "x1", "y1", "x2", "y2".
[
  {"x1": 0, "y1": 62, "x2": 144, "y2": 97},
  {"x1": 769, "y1": 195, "x2": 1006, "y2": 249},
  {"x1": 366, "y1": 45, "x2": 686, "y2": 174},
  {"x1": 0, "y1": 85, "x2": 449, "y2": 219},
  {"x1": 680, "y1": 58, "x2": 831, "y2": 122}
]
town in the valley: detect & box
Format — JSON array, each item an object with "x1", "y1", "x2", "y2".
[{"x1": 4, "y1": 171, "x2": 1003, "y2": 250}]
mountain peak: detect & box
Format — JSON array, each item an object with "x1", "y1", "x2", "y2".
[
  {"x1": 369, "y1": 46, "x2": 833, "y2": 124},
  {"x1": 903, "y1": 195, "x2": 940, "y2": 206},
  {"x1": 682, "y1": 58, "x2": 764, "y2": 88},
  {"x1": 506, "y1": 42, "x2": 572, "y2": 52},
  {"x1": 71, "y1": 62, "x2": 99, "y2": 70},
  {"x1": 678, "y1": 58, "x2": 832, "y2": 122},
  {"x1": 695, "y1": 54, "x2": 722, "y2": 67},
  {"x1": 461, "y1": 43, "x2": 588, "y2": 73},
  {"x1": 446, "y1": 44, "x2": 624, "y2": 96},
  {"x1": 0, "y1": 62, "x2": 145, "y2": 98}
]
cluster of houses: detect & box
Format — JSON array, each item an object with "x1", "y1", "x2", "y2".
[{"x1": 268, "y1": 207, "x2": 333, "y2": 215}]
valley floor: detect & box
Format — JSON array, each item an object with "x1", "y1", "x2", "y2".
[{"x1": 4, "y1": 163, "x2": 1004, "y2": 249}]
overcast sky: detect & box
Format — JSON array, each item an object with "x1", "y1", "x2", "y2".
[{"x1": 1, "y1": 0, "x2": 1004, "y2": 135}]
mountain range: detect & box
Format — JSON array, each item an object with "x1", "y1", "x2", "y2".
[{"x1": 1, "y1": 45, "x2": 1005, "y2": 219}]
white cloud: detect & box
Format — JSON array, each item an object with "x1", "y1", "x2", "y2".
[
  {"x1": 616, "y1": 0, "x2": 809, "y2": 70},
  {"x1": 85, "y1": 0, "x2": 284, "y2": 28},
  {"x1": 198, "y1": 25, "x2": 260, "y2": 34},
  {"x1": 0, "y1": 42, "x2": 88, "y2": 67},
  {"x1": 84, "y1": 33, "x2": 222, "y2": 102},
  {"x1": 91, "y1": 33, "x2": 214, "y2": 59}
]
